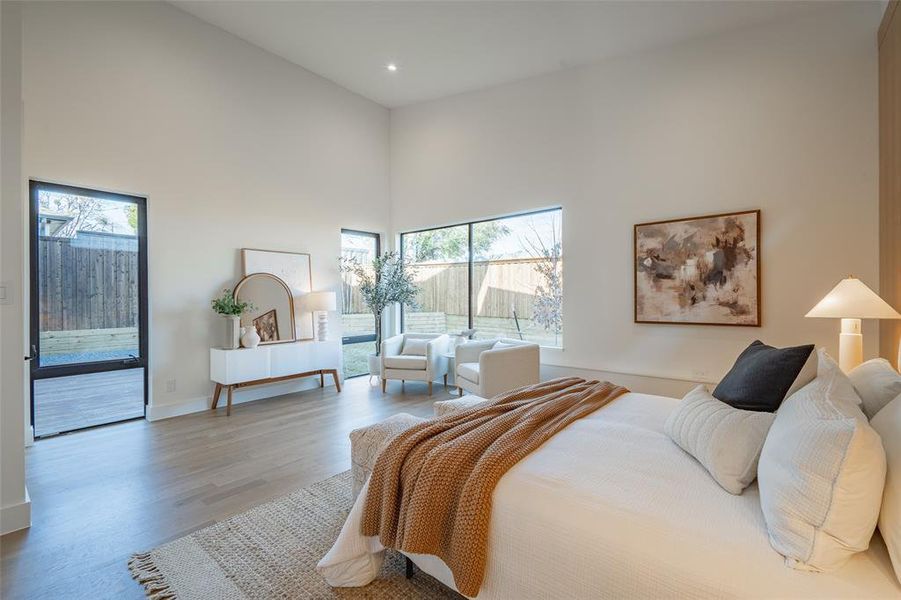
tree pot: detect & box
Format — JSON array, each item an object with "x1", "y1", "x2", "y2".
[{"x1": 368, "y1": 353, "x2": 381, "y2": 377}]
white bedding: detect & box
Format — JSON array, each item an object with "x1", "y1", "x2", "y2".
[{"x1": 318, "y1": 392, "x2": 901, "y2": 598}]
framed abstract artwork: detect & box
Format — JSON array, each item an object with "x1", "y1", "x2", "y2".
[
  {"x1": 253, "y1": 309, "x2": 280, "y2": 342},
  {"x1": 242, "y1": 248, "x2": 315, "y2": 340},
  {"x1": 634, "y1": 210, "x2": 760, "y2": 326}
]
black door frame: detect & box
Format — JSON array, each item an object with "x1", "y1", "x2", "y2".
[
  {"x1": 340, "y1": 229, "x2": 380, "y2": 376},
  {"x1": 29, "y1": 180, "x2": 149, "y2": 435}
]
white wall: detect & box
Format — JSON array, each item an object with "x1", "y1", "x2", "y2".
[
  {"x1": 390, "y1": 4, "x2": 881, "y2": 394},
  {"x1": 21, "y1": 1, "x2": 390, "y2": 415},
  {"x1": 1, "y1": 0, "x2": 31, "y2": 535}
]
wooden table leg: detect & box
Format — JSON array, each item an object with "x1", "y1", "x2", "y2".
[
  {"x1": 211, "y1": 383, "x2": 222, "y2": 409},
  {"x1": 329, "y1": 369, "x2": 342, "y2": 392},
  {"x1": 381, "y1": 378, "x2": 387, "y2": 393},
  {"x1": 226, "y1": 385, "x2": 233, "y2": 416}
]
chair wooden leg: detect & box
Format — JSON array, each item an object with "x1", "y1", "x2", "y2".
[
  {"x1": 458, "y1": 386, "x2": 463, "y2": 396},
  {"x1": 211, "y1": 383, "x2": 222, "y2": 409},
  {"x1": 443, "y1": 374, "x2": 447, "y2": 388},
  {"x1": 320, "y1": 371, "x2": 324, "y2": 387},
  {"x1": 226, "y1": 385, "x2": 233, "y2": 416},
  {"x1": 428, "y1": 381, "x2": 433, "y2": 396},
  {"x1": 381, "y1": 378, "x2": 387, "y2": 393},
  {"x1": 405, "y1": 555, "x2": 415, "y2": 579}
]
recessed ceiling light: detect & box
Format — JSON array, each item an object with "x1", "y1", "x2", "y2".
[{"x1": 386, "y1": 63, "x2": 398, "y2": 72}]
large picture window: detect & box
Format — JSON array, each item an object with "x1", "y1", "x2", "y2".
[{"x1": 400, "y1": 208, "x2": 562, "y2": 347}]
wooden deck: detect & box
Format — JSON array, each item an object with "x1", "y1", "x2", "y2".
[{"x1": 33, "y1": 369, "x2": 144, "y2": 437}]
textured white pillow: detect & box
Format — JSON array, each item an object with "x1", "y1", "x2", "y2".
[
  {"x1": 492, "y1": 341, "x2": 516, "y2": 350},
  {"x1": 785, "y1": 347, "x2": 818, "y2": 398},
  {"x1": 816, "y1": 349, "x2": 863, "y2": 407},
  {"x1": 758, "y1": 369, "x2": 886, "y2": 572},
  {"x1": 849, "y1": 358, "x2": 901, "y2": 419},
  {"x1": 401, "y1": 338, "x2": 429, "y2": 356},
  {"x1": 665, "y1": 385, "x2": 774, "y2": 494},
  {"x1": 870, "y1": 393, "x2": 901, "y2": 585}
]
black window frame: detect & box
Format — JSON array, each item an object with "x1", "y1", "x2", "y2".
[
  {"x1": 340, "y1": 229, "x2": 381, "y2": 347},
  {"x1": 399, "y1": 206, "x2": 562, "y2": 338}
]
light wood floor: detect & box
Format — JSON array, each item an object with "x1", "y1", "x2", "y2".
[
  {"x1": 33, "y1": 369, "x2": 145, "y2": 437},
  {"x1": 0, "y1": 377, "x2": 454, "y2": 600}
]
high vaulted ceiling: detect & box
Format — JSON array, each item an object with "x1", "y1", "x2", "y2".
[{"x1": 173, "y1": 1, "x2": 843, "y2": 108}]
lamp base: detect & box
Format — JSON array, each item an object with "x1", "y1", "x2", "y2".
[
  {"x1": 838, "y1": 318, "x2": 862, "y2": 373},
  {"x1": 316, "y1": 312, "x2": 329, "y2": 342}
]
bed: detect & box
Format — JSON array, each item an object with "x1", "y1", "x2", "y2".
[{"x1": 319, "y1": 392, "x2": 901, "y2": 598}]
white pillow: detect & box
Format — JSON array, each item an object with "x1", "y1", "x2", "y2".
[
  {"x1": 849, "y1": 358, "x2": 901, "y2": 419},
  {"x1": 665, "y1": 385, "x2": 774, "y2": 494},
  {"x1": 401, "y1": 338, "x2": 429, "y2": 356},
  {"x1": 785, "y1": 346, "x2": 818, "y2": 398},
  {"x1": 870, "y1": 393, "x2": 901, "y2": 585},
  {"x1": 492, "y1": 341, "x2": 517, "y2": 350},
  {"x1": 757, "y1": 369, "x2": 886, "y2": 572},
  {"x1": 816, "y1": 348, "x2": 863, "y2": 407}
]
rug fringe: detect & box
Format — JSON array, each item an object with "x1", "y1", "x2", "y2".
[{"x1": 129, "y1": 552, "x2": 177, "y2": 600}]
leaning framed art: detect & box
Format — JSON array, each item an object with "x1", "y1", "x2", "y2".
[
  {"x1": 634, "y1": 209, "x2": 760, "y2": 326},
  {"x1": 242, "y1": 248, "x2": 315, "y2": 340}
]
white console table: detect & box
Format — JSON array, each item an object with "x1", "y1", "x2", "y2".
[{"x1": 210, "y1": 340, "x2": 341, "y2": 415}]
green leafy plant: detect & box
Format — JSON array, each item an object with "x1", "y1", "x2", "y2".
[
  {"x1": 340, "y1": 251, "x2": 419, "y2": 356},
  {"x1": 211, "y1": 289, "x2": 254, "y2": 317}
]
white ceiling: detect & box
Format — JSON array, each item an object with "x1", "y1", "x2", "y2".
[{"x1": 173, "y1": 1, "x2": 840, "y2": 108}]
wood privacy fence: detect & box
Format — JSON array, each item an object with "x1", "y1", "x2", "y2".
[
  {"x1": 38, "y1": 235, "x2": 139, "y2": 332},
  {"x1": 343, "y1": 257, "x2": 557, "y2": 320}
]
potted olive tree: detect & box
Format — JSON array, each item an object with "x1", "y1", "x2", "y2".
[{"x1": 340, "y1": 251, "x2": 419, "y2": 376}]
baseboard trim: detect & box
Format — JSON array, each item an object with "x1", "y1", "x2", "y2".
[
  {"x1": 540, "y1": 363, "x2": 714, "y2": 398},
  {"x1": 146, "y1": 396, "x2": 210, "y2": 422},
  {"x1": 1, "y1": 489, "x2": 31, "y2": 536},
  {"x1": 541, "y1": 362, "x2": 717, "y2": 385}
]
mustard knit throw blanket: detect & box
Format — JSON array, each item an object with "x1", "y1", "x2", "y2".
[{"x1": 361, "y1": 377, "x2": 629, "y2": 597}]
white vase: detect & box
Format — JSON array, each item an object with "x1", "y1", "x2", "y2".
[
  {"x1": 224, "y1": 315, "x2": 241, "y2": 350},
  {"x1": 368, "y1": 353, "x2": 381, "y2": 377},
  {"x1": 241, "y1": 324, "x2": 261, "y2": 349}
]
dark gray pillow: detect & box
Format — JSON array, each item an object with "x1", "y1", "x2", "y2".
[{"x1": 713, "y1": 340, "x2": 815, "y2": 412}]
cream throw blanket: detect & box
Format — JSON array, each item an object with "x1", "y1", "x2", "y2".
[{"x1": 360, "y1": 377, "x2": 628, "y2": 596}]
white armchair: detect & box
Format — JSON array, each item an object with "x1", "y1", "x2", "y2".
[
  {"x1": 455, "y1": 338, "x2": 540, "y2": 398},
  {"x1": 381, "y1": 333, "x2": 450, "y2": 396}
]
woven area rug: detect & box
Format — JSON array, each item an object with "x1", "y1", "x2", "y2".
[{"x1": 129, "y1": 471, "x2": 462, "y2": 599}]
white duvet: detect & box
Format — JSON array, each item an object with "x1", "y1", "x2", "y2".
[{"x1": 318, "y1": 392, "x2": 901, "y2": 598}]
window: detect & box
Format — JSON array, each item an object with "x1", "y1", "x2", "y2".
[
  {"x1": 340, "y1": 230, "x2": 380, "y2": 378},
  {"x1": 401, "y1": 224, "x2": 469, "y2": 334},
  {"x1": 400, "y1": 208, "x2": 562, "y2": 347}
]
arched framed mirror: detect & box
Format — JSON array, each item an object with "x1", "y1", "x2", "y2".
[{"x1": 233, "y1": 273, "x2": 296, "y2": 344}]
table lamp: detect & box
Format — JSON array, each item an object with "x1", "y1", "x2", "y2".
[
  {"x1": 805, "y1": 277, "x2": 901, "y2": 372},
  {"x1": 303, "y1": 291, "x2": 337, "y2": 341}
]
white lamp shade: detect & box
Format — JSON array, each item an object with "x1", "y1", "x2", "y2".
[
  {"x1": 302, "y1": 291, "x2": 337, "y2": 312},
  {"x1": 805, "y1": 277, "x2": 901, "y2": 319}
]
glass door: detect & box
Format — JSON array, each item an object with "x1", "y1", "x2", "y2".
[
  {"x1": 29, "y1": 181, "x2": 148, "y2": 437},
  {"x1": 340, "y1": 230, "x2": 380, "y2": 378}
]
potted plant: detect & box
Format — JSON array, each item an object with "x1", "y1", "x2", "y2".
[
  {"x1": 211, "y1": 289, "x2": 255, "y2": 350},
  {"x1": 340, "y1": 251, "x2": 419, "y2": 376}
]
